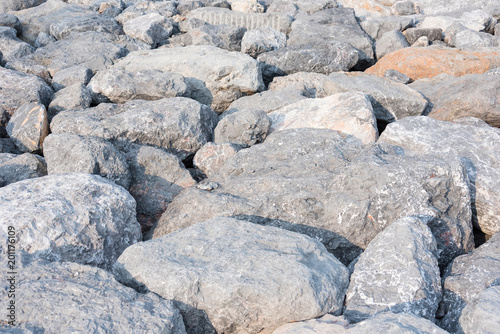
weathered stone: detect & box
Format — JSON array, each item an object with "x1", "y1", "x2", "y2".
[
  {"x1": 123, "y1": 13, "x2": 173, "y2": 46},
  {"x1": 0, "y1": 0, "x2": 45, "y2": 13},
  {"x1": 230, "y1": 0, "x2": 264, "y2": 13},
  {"x1": 48, "y1": 10, "x2": 123, "y2": 40},
  {"x1": 360, "y1": 15, "x2": 414, "y2": 40},
  {"x1": 43, "y1": 133, "x2": 131, "y2": 188},
  {"x1": 404, "y1": 28, "x2": 443, "y2": 45},
  {"x1": 51, "y1": 65, "x2": 93, "y2": 91},
  {"x1": 214, "y1": 108, "x2": 271, "y2": 146},
  {"x1": 375, "y1": 29, "x2": 409, "y2": 60},
  {"x1": 153, "y1": 128, "x2": 473, "y2": 268},
  {"x1": 166, "y1": 24, "x2": 246, "y2": 51},
  {"x1": 118, "y1": 0, "x2": 177, "y2": 25},
  {"x1": 225, "y1": 87, "x2": 307, "y2": 114},
  {"x1": 379, "y1": 116, "x2": 500, "y2": 235},
  {"x1": 241, "y1": 26, "x2": 286, "y2": 57},
  {"x1": 268, "y1": 92, "x2": 378, "y2": 144},
  {"x1": 88, "y1": 68, "x2": 191, "y2": 104},
  {"x1": 0, "y1": 260, "x2": 187, "y2": 334},
  {"x1": 193, "y1": 142, "x2": 244, "y2": 177},
  {"x1": 0, "y1": 68, "x2": 53, "y2": 116},
  {"x1": 258, "y1": 42, "x2": 359, "y2": 76},
  {"x1": 384, "y1": 69, "x2": 412, "y2": 84},
  {"x1": 6, "y1": 102, "x2": 49, "y2": 154},
  {"x1": 452, "y1": 28, "x2": 500, "y2": 48},
  {"x1": 365, "y1": 46, "x2": 500, "y2": 80},
  {"x1": 267, "y1": 0, "x2": 338, "y2": 15},
  {"x1": 348, "y1": 312, "x2": 449, "y2": 334},
  {"x1": 0, "y1": 27, "x2": 34, "y2": 65},
  {"x1": 412, "y1": 36, "x2": 430, "y2": 47},
  {"x1": 178, "y1": 17, "x2": 208, "y2": 32},
  {"x1": 34, "y1": 31, "x2": 56, "y2": 47},
  {"x1": 439, "y1": 232, "x2": 500, "y2": 333},
  {"x1": 126, "y1": 145, "x2": 196, "y2": 231},
  {"x1": 176, "y1": 0, "x2": 205, "y2": 16},
  {"x1": 115, "y1": 217, "x2": 350, "y2": 334},
  {"x1": 453, "y1": 117, "x2": 492, "y2": 128},
  {"x1": 344, "y1": 217, "x2": 441, "y2": 323},
  {"x1": 288, "y1": 8, "x2": 374, "y2": 68},
  {"x1": 459, "y1": 285, "x2": 500, "y2": 334},
  {"x1": 0, "y1": 173, "x2": 141, "y2": 270},
  {"x1": 0, "y1": 138, "x2": 21, "y2": 153},
  {"x1": 0, "y1": 13, "x2": 23, "y2": 34},
  {"x1": 268, "y1": 72, "x2": 338, "y2": 98},
  {"x1": 266, "y1": 0, "x2": 298, "y2": 16},
  {"x1": 461, "y1": 9, "x2": 497, "y2": 33},
  {"x1": 420, "y1": 16, "x2": 484, "y2": 33},
  {"x1": 0, "y1": 153, "x2": 46, "y2": 187},
  {"x1": 486, "y1": 66, "x2": 500, "y2": 75},
  {"x1": 111, "y1": 45, "x2": 264, "y2": 111},
  {"x1": 410, "y1": 74, "x2": 500, "y2": 127},
  {"x1": 51, "y1": 97, "x2": 218, "y2": 160},
  {"x1": 391, "y1": 1, "x2": 419, "y2": 15},
  {"x1": 272, "y1": 314, "x2": 349, "y2": 334},
  {"x1": 47, "y1": 84, "x2": 93, "y2": 118}
]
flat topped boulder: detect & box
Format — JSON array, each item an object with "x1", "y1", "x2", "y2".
[
  {"x1": 0, "y1": 260, "x2": 187, "y2": 334},
  {"x1": 50, "y1": 97, "x2": 218, "y2": 160},
  {"x1": 0, "y1": 173, "x2": 141, "y2": 270},
  {"x1": 112, "y1": 45, "x2": 265, "y2": 111},
  {"x1": 115, "y1": 217, "x2": 350, "y2": 334},
  {"x1": 365, "y1": 46, "x2": 500, "y2": 80}
]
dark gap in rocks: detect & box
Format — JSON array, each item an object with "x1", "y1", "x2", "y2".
[
  {"x1": 377, "y1": 118, "x2": 390, "y2": 135},
  {"x1": 183, "y1": 155, "x2": 207, "y2": 182},
  {"x1": 473, "y1": 226, "x2": 487, "y2": 248}
]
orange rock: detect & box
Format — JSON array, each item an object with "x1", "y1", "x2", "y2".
[{"x1": 365, "y1": 47, "x2": 500, "y2": 80}]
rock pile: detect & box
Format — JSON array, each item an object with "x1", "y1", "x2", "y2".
[{"x1": 1, "y1": 0, "x2": 499, "y2": 333}]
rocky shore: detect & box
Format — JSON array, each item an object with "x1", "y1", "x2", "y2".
[{"x1": 1, "y1": 0, "x2": 500, "y2": 333}]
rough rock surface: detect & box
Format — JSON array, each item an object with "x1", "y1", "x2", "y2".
[
  {"x1": 0, "y1": 153, "x2": 47, "y2": 187},
  {"x1": 224, "y1": 88, "x2": 308, "y2": 114},
  {"x1": 193, "y1": 142, "x2": 245, "y2": 177},
  {"x1": 88, "y1": 68, "x2": 191, "y2": 104},
  {"x1": 241, "y1": 26, "x2": 287, "y2": 57},
  {"x1": 439, "y1": 232, "x2": 500, "y2": 333},
  {"x1": 47, "y1": 84, "x2": 93, "y2": 118},
  {"x1": 410, "y1": 74, "x2": 500, "y2": 127},
  {"x1": 365, "y1": 46, "x2": 500, "y2": 80},
  {"x1": 360, "y1": 15, "x2": 414, "y2": 40},
  {"x1": 344, "y1": 217, "x2": 441, "y2": 323},
  {"x1": 123, "y1": 13, "x2": 173, "y2": 46},
  {"x1": 43, "y1": 133, "x2": 131, "y2": 188},
  {"x1": 6, "y1": 102, "x2": 49, "y2": 154},
  {"x1": 459, "y1": 285, "x2": 500, "y2": 334},
  {"x1": 404, "y1": 28, "x2": 443, "y2": 45},
  {"x1": 0, "y1": 26, "x2": 35, "y2": 65},
  {"x1": 214, "y1": 108, "x2": 271, "y2": 146},
  {"x1": 0, "y1": 259, "x2": 187, "y2": 334},
  {"x1": 167, "y1": 24, "x2": 246, "y2": 52},
  {"x1": 51, "y1": 65, "x2": 93, "y2": 91},
  {"x1": 379, "y1": 116, "x2": 500, "y2": 235},
  {"x1": 375, "y1": 29, "x2": 410, "y2": 60},
  {"x1": 268, "y1": 92, "x2": 378, "y2": 144},
  {"x1": 153, "y1": 128, "x2": 473, "y2": 268},
  {"x1": 115, "y1": 217, "x2": 350, "y2": 334},
  {"x1": 111, "y1": 45, "x2": 264, "y2": 111},
  {"x1": 50, "y1": 97, "x2": 218, "y2": 160},
  {"x1": 0, "y1": 173, "x2": 141, "y2": 270}
]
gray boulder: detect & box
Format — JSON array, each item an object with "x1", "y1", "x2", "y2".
[
  {"x1": 459, "y1": 285, "x2": 500, "y2": 334},
  {"x1": 404, "y1": 28, "x2": 443, "y2": 45},
  {"x1": 439, "y1": 232, "x2": 500, "y2": 333},
  {"x1": 47, "y1": 84, "x2": 93, "y2": 118},
  {"x1": 375, "y1": 30, "x2": 409, "y2": 60},
  {"x1": 6, "y1": 102, "x2": 49, "y2": 154},
  {"x1": 88, "y1": 68, "x2": 191, "y2": 104},
  {"x1": 111, "y1": 45, "x2": 264, "y2": 112},
  {"x1": 344, "y1": 217, "x2": 441, "y2": 323},
  {"x1": 410, "y1": 74, "x2": 500, "y2": 127},
  {"x1": 0, "y1": 68, "x2": 53, "y2": 116},
  {"x1": 379, "y1": 116, "x2": 500, "y2": 235},
  {"x1": 123, "y1": 13, "x2": 173, "y2": 46},
  {"x1": 348, "y1": 312, "x2": 449, "y2": 334},
  {"x1": 115, "y1": 217, "x2": 350, "y2": 334},
  {"x1": 34, "y1": 31, "x2": 56, "y2": 47},
  {"x1": 0, "y1": 260, "x2": 187, "y2": 334},
  {"x1": 486, "y1": 66, "x2": 500, "y2": 75},
  {"x1": 241, "y1": 26, "x2": 287, "y2": 57},
  {"x1": 391, "y1": 1, "x2": 419, "y2": 15},
  {"x1": 0, "y1": 173, "x2": 141, "y2": 270},
  {"x1": 126, "y1": 145, "x2": 196, "y2": 231},
  {"x1": 51, "y1": 65, "x2": 93, "y2": 91},
  {"x1": 272, "y1": 314, "x2": 349, "y2": 334},
  {"x1": 166, "y1": 24, "x2": 246, "y2": 52},
  {"x1": 0, "y1": 153, "x2": 46, "y2": 187},
  {"x1": 214, "y1": 108, "x2": 271, "y2": 146},
  {"x1": 117, "y1": 1, "x2": 177, "y2": 25},
  {"x1": 0, "y1": 13, "x2": 23, "y2": 34},
  {"x1": 153, "y1": 128, "x2": 473, "y2": 268},
  {"x1": 257, "y1": 42, "x2": 359, "y2": 76},
  {"x1": 178, "y1": 17, "x2": 209, "y2": 33},
  {"x1": 384, "y1": 69, "x2": 412, "y2": 84},
  {"x1": 0, "y1": 138, "x2": 21, "y2": 154},
  {"x1": 48, "y1": 10, "x2": 123, "y2": 40},
  {"x1": 193, "y1": 142, "x2": 245, "y2": 177},
  {"x1": 0, "y1": 0, "x2": 45, "y2": 13},
  {"x1": 360, "y1": 15, "x2": 414, "y2": 40},
  {"x1": 460, "y1": 9, "x2": 497, "y2": 33},
  {"x1": 43, "y1": 133, "x2": 131, "y2": 188},
  {"x1": 224, "y1": 87, "x2": 308, "y2": 114},
  {"x1": 0, "y1": 27, "x2": 35, "y2": 65},
  {"x1": 51, "y1": 97, "x2": 218, "y2": 160}
]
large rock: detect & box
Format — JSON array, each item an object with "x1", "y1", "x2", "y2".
[
  {"x1": 0, "y1": 68, "x2": 53, "y2": 116},
  {"x1": 153, "y1": 128, "x2": 473, "y2": 268},
  {"x1": 379, "y1": 116, "x2": 500, "y2": 235},
  {"x1": 365, "y1": 46, "x2": 500, "y2": 80},
  {"x1": 225, "y1": 87, "x2": 308, "y2": 114},
  {"x1": 439, "y1": 232, "x2": 500, "y2": 333},
  {"x1": 459, "y1": 285, "x2": 500, "y2": 334},
  {"x1": 241, "y1": 26, "x2": 286, "y2": 57},
  {"x1": 0, "y1": 260, "x2": 187, "y2": 334},
  {"x1": 410, "y1": 73, "x2": 500, "y2": 127},
  {"x1": 214, "y1": 108, "x2": 271, "y2": 146},
  {"x1": 0, "y1": 26, "x2": 35, "y2": 65},
  {"x1": 404, "y1": 28, "x2": 443, "y2": 45},
  {"x1": 123, "y1": 13, "x2": 173, "y2": 46},
  {"x1": 344, "y1": 217, "x2": 441, "y2": 323},
  {"x1": 0, "y1": 0, "x2": 45, "y2": 13},
  {"x1": 0, "y1": 13, "x2": 23, "y2": 34},
  {"x1": 375, "y1": 29, "x2": 409, "y2": 60},
  {"x1": 167, "y1": 24, "x2": 246, "y2": 52},
  {"x1": 0, "y1": 173, "x2": 141, "y2": 270},
  {"x1": 51, "y1": 64, "x2": 93, "y2": 91},
  {"x1": 6, "y1": 102, "x2": 49, "y2": 154},
  {"x1": 43, "y1": 133, "x2": 131, "y2": 188},
  {"x1": 111, "y1": 45, "x2": 264, "y2": 112},
  {"x1": 88, "y1": 68, "x2": 191, "y2": 104},
  {"x1": 360, "y1": 15, "x2": 414, "y2": 40},
  {"x1": 115, "y1": 217, "x2": 350, "y2": 334},
  {"x1": 0, "y1": 153, "x2": 46, "y2": 187},
  {"x1": 47, "y1": 84, "x2": 93, "y2": 118},
  {"x1": 50, "y1": 97, "x2": 218, "y2": 160},
  {"x1": 193, "y1": 142, "x2": 245, "y2": 177},
  {"x1": 268, "y1": 92, "x2": 378, "y2": 145}
]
